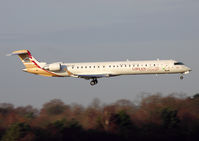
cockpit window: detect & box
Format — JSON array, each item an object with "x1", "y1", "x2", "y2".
[{"x1": 174, "y1": 62, "x2": 184, "y2": 65}]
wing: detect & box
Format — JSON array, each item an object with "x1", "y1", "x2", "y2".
[{"x1": 75, "y1": 74, "x2": 119, "y2": 79}]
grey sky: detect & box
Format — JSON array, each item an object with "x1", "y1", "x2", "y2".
[{"x1": 0, "y1": 0, "x2": 199, "y2": 108}]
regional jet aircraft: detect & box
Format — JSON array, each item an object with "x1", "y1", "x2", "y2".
[{"x1": 10, "y1": 50, "x2": 191, "y2": 86}]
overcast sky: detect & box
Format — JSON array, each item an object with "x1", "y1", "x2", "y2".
[{"x1": 0, "y1": 0, "x2": 199, "y2": 108}]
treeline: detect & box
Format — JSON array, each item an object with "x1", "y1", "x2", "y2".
[{"x1": 0, "y1": 93, "x2": 199, "y2": 141}]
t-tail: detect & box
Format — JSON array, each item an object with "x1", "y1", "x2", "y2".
[{"x1": 11, "y1": 50, "x2": 59, "y2": 77}]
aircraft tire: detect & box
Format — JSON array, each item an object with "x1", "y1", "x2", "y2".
[
  {"x1": 90, "y1": 81, "x2": 96, "y2": 86},
  {"x1": 90, "y1": 79, "x2": 98, "y2": 86}
]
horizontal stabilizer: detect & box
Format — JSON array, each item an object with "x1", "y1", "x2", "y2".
[{"x1": 10, "y1": 50, "x2": 30, "y2": 55}]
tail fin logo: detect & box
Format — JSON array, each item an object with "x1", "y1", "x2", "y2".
[{"x1": 23, "y1": 57, "x2": 30, "y2": 62}]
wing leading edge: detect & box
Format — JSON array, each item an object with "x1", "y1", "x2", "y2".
[
  {"x1": 74, "y1": 74, "x2": 118, "y2": 85},
  {"x1": 76, "y1": 74, "x2": 118, "y2": 79}
]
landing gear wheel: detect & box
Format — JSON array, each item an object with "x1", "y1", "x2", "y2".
[
  {"x1": 180, "y1": 76, "x2": 184, "y2": 80},
  {"x1": 90, "y1": 78, "x2": 98, "y2": 86},
  {"x1": 90, "y1": 81, "x2": 95, "y2": 86}
]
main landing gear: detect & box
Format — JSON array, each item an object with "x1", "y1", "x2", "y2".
[
  {"x1": 90, "y1": 78, "x2": 98, "y2": 86},
  {"x1": 180, "y1": 75, "x2": 184, "y2": 80}
]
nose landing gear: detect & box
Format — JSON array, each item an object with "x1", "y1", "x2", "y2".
[{"x1": 90, "y1": 78, "x2": 98, "y2": 86}]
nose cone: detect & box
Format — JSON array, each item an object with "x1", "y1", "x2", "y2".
[
  {"x1": 187, "y1": 67, "x2": 192, "y2": 72},
  {"x1": 183, "y1": 66, "x2": 192, "y2": 74}
]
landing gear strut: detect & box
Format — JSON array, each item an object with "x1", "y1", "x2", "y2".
[
  {"x1": 90, "y1": 78, "x2": 98, "y2": 86},
  {"x1": 180, "y1": 76, "x2": 184, "y2": 80}
]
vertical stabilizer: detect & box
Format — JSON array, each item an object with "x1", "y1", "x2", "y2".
[
  {"x1": 11, "y1": 50, "x2": 59, "y2": 77},
  {"x1": 12, "y1": 50, "x2": 39, "y2": 69}
]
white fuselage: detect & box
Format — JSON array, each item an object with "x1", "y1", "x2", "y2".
[{"x1": 51, "y1": 60, "x2": 191, "y2": 77}]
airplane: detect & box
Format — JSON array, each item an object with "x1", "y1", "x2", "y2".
[{"x1": 9, "y1": 50, "x2": 192, "y2": 86}]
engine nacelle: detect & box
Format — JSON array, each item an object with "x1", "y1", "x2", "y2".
[{"x1": 48, "y1": 63, "x2": 61, "y2": 71}]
